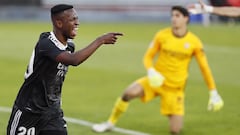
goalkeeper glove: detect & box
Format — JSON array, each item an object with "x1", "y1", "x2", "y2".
[
  {"x1": 188, "y1": 3, "x2": 213, "y2": 14},
  {"x1": 147, "y1": 67, "x2": 165, "y2": 88},
  {"x1": 208, "y1": 90, "x2": 224, "y2": 112}
]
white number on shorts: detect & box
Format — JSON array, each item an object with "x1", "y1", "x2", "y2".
[{"x1": 18, "y1": 127, "x2": 35, "y2": 135}]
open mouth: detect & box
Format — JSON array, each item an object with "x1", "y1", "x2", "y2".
[{"x1": 72, "y1": 27, "x2": 78, "y2": 36}]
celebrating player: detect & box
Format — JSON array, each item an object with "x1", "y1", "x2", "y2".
[
  {"x1": 7, "y1": 4, "x2": 122, "y2": 135},
  {"x1": 188, "y1": 0, "x2": 240, "y2": 17},
  {"x1": 92, "y1": 6, "x2": 223, "y2": 135}
]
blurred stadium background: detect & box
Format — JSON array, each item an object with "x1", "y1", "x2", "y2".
[{"x1": 0, "y1": 0, "x2": 239, "y2": 23}]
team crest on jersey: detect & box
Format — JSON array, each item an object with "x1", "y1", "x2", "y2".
[{"x1": 184, "y1": 43, "x2": 190, "y2": 49}]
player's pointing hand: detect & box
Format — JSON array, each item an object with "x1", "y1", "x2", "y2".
[{"x1": 98, "y1": 32, "x2": 123, "y2": 45}]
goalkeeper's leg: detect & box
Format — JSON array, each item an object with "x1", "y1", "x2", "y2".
[
  {"x1": 108, "y1": 83, "x2": 145, "y2": 124},
  {"x1": 108, "y1": 83, "x2": 144, "y2": 124},
  {"x1": 107, "y1": 97, "x2": 129, "y2": 124},
  {"x1": 92, "y1": 83, "x2": 144, "y2": 133},
  {"x1": 168, "y1": 115, "x2": 183, "y2": 135}
]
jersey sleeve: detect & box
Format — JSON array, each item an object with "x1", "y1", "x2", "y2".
[
  {"x1": 193, "y1": 38, "x2": 216, "y2": 90},
  {"x1": 143, "y1": 31, "x2": 161, "y2": 69},
  {"x1": 38, "y1": 39, "x2": 64, "y2": 61}
]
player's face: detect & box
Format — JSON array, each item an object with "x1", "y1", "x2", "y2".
[
  {"x1": 171, "y1": 10, "x2": 188, "y2": 28},
  {"x1": 61, "y1": 9, "x2": 79, "y2": 39}
]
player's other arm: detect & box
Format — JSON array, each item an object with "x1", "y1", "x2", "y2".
[
  {"x1": 195, "y1": 47, "x2": 224, "y2": 112},
  {"x1": 195, "y1": 48, "x2": 216, "y2": 90},
  {"x1": 188, "y1": 0, "x2": 240, "y2": 17},
  {"x1": 143, "y1": 41, "x2": 159, "y2": 69},
  {"x1": 143, "y1": 38, "x2": 165, "y2": 87},
  {"x1": 56, "y1": 33, "x2": 123, "y2": 66}
]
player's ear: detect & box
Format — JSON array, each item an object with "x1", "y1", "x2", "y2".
[{"x1": 56, "y1": 19, "x2": 63, "y2": 28}]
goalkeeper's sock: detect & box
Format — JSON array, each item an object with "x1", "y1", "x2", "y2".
[{"x1": 108, "y1": 97, "x2": 129, "y2": 124}]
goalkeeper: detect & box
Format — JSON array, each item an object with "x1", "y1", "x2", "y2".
[{"x1": 92, "y1": 6, "x2": 223, "y2": 135}]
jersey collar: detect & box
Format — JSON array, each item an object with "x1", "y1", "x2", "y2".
[{"x1": 49, "y1": 32, "x2": 68, "y2": 50}]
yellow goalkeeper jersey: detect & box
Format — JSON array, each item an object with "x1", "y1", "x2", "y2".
[{"x1": 144, "y1": 27, "x2": 216, "y2": 90}]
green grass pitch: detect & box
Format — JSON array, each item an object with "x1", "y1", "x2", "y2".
[{"x1": 0, "y1": 22, "x2": 240, "y2": 135}]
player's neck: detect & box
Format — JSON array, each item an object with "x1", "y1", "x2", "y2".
[
  {"x1": 53, "y1": 30, "x2": 67, "y2": 45},
  {"x1": 172, "y1": 26, "x2": 188, "y2": 38}
]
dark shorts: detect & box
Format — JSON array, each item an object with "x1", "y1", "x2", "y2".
[{"x1": 7, "y1": 105, "x2": 67, "y2": 135}]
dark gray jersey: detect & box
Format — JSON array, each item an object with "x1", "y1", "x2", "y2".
[{"x1": 14, "y1": 32, "x2": 75, "y2": 113}]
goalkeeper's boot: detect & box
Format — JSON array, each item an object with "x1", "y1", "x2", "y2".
[{"x1": 92, "y1": 122, "x2": 114, "y2": 133}]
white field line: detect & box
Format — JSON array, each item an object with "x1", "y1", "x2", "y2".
[
  {"x1": 0, "y1": 106, "x2": 150, "y2": 135},
  {"x1": 0, "y1": 106, "x2": 11, "y2": 112}
]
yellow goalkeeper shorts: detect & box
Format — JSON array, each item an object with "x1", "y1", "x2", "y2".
[{"x1": 136, "y1": 76, "x2": 185, "y2": 116}]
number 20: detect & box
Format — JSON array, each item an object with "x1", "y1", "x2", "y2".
[{"x1": 18, "y1": 126, "x2": 35, "y2": 135}]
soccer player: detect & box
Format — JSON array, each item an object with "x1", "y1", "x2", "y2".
[
  {"x1": 188, "y1": 0, "x2": 240, "y2": 17},
  {"x1": 7, "y1": 4, "x2": 123, "y2": 135},
  {"x1": 92, "y1": 6, "x2": 223, "y2": 135}
]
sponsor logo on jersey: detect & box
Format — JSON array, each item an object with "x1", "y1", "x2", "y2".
[{"x1": 57, "y1": 63, "x2": 68, "y2": 77}]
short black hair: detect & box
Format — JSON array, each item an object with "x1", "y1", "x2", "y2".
[
  {"x1": 171, "y1": 6, "x2": 189, "y2": 17},
  {"x1": 51, "y1": 4, "x2": 73, "y2": 15}
]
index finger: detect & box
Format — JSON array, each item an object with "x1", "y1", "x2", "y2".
[{"x1": 112, "y1": 32, "x2": 124, "y2": 36}]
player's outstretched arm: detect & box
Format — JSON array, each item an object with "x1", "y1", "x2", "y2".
[
  {"x1": 212, "y1": 6, "x2": 240, "y2": 17},
  {"x1": 188, "y1": 0, "x2": 240, "y2": 17},
  {"x1": 56, "y1": 32, "x2": 123, "y2": 66}
]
